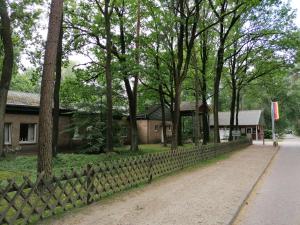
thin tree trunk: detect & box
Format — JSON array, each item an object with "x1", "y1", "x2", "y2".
[
  {"x1": 171, "y1": 84, "x2": 181, "y2": 149},
  {"x1": 192, "y1": 53, "x2": 201, "y2": 146},
  {"x1": 229, "y1": 81, "x2": 236, "y2": 141},
  {"x1": 52, "y1": 14, "x2": 63, "y2": 157},
  {"x1": 104, "y1": 0, "x2": 113, "y2": 152},
  {"x1": 229, "y1": 51, "x2": 237, "y2": 141},
  {"x1": 155, "y1": 35, "x2": 167, "y2": 147},
  {"x1": 159, "y1": 84, "x2": 167, "y2": 146},
  {"x1": 0, "y1": 0, "x2": 14, "y2": 157},
  {"x1": 200, "y1": 31, "x2": 210, "y2": 145},
  {"x1": 236, "y1": 88, "x2": 241, "y2": 128},
  {"x1": 213, "y1": 41, "x2": 225, "y2": 143},
  {"x1": 38, "y1": 0, "x2": 64, "y2": 178}
]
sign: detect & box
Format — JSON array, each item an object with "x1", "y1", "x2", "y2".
[
  {"x1": 232, "y1": 130, "x2": 241, "y2": 137},
  {"x1": 273, "y1": 102, "x2": 279, "y2": 121}
]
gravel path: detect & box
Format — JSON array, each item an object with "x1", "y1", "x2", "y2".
[{"x1": 44, "y1": 144, "x2": 276, "y2": 225}]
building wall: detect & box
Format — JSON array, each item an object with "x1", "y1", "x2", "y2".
[
  {"x1": 4, "y1": 113, "x2": 72, "y2": 152},
  {"x1": 137, "y1": 120, "x2": 172, "y2": 144},
  {"x1": 216, "y1": 125, "x2": 264, "y2": 140}
]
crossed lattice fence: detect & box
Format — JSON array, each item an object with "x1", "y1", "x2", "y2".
[{"x1": 0, "y1": 138, "x2": 251, "y2": 225}]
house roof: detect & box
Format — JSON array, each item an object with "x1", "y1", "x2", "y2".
[
  {"x1": 5, "y1": 90, "x2": 73, "y2": 115},
  {"x1": 210, "y1": 110, "x2": 265, "y2": 126},
  {"x1": 137, "y1": 105, "x2": 172, "y2": 121},
  {"x1": 7, "y1": 91, "x2": 40, "y2": 107},
  {"x1": 180, "y1": 101, "x2": 203, "y2": 112}
]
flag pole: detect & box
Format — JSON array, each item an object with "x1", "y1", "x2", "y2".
[{"x1": 271, "y1": 102, "x2": 277, "y2": 146}]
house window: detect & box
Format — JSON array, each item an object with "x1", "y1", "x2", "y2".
[
  {"x1": 19, "y1": 124, "x2": 37, "y2": 143},
  {"x1": 246, "y1": 128, "x2": 252, "y2": 134},
  {"x1": 4, "y1": 123, "x2": 11, "y2": 145},
  {"x1": 154, "y1": 125, "x2": 159, "y2": 132}
]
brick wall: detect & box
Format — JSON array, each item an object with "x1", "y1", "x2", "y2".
[{"x1": 4, "y1": 113, "x2": 72, "y2": 152}]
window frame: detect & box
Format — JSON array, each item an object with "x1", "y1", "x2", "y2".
[
  {"x1": 19, "y1": 123, "x2": 38, "y2": 144},
  {"x1": 4, "y1": 123, "x2": 12, "y2": 145}
]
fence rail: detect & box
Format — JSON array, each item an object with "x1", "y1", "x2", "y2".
[{"x1": 0, "y1": 139, "x2": 251, "y2": 225}]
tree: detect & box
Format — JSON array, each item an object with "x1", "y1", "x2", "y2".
[
  {"x1": 52, "y1": 14, "x2": 63, "y2": 157},
  {"x1": 104, "y1": 0, "x2": 114, "y2": 152},
  {"x1": 0, "y1": 0, "x2": 14, "y2": 157},
  {"x1": 209, "y1": 0, "x2": 245, "y2": 143},
  {"x1": 38, "y1": 0, "x2": 64, "y2": 177}
]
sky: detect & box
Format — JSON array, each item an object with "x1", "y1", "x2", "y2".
[
  {"x1": 290, "y1": 0, "x2": 300, "y2": 26},
  {"x1": 20, "y1": 0, "x2": 300, "y2": 70}
]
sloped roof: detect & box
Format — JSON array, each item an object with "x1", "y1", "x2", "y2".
[
  {"x1": 137, "y1": 105, "x2": 172, "y2": 121},
  {"x1": 7, "y1": 90, "x2": 40, "y2": 107},
  {"x1": 180, "y1": 101, "x2": 203, "y2": 112},
  {"x1": 210, "y1": 110, "x2": 265, "y2": 126}
]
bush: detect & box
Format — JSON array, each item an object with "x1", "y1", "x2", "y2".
[{"x1": 264, "y1": 129, "x2": 272, "y2": 139}]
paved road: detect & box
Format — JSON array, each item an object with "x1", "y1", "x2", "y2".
[{"x1": 234, "y1": 135, "x2": 300, "y2": 225}]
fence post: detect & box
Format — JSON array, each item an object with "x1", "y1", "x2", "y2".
[
  {"x1": 148, "y1": 156, "x2": 153, "y2": 183},
  {"x1": 86, "y1": 164, "x2": 94, "y2": 204}
]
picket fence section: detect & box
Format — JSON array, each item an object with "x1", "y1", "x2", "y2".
[{"x1": 0, "y1": 138, "x2": 251, "y2": 225}]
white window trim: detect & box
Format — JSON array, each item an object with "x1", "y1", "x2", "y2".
[
  {"x1": 4, "y1": 123, "x2": 12, "y2": 145},
  {"x1": 19, "y1": 124, "x2": 38, "y2": 144}
]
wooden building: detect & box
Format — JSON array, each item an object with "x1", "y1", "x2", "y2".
[{"x1": 210, "y1": 110, "x2": 265, "y2": 140}]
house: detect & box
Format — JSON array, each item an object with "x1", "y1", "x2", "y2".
[
  {"x1": 135, "y1": 101, "x2": 210, "y2": 144},
  {"x1": 179, "y1": 101, "x2": 210, "y2": 139},
  {"x1": 136, "y1": 105, "x2": 173, "y2": 144},
  {"x1": 210, "y1": 110, "x2": 265, "y2": 140},
  {"x1": 3, "y1": 91, "x2": 74, "y2": 152}
]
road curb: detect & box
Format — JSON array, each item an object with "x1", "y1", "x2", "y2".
[{"x1": 228, "y1": 145, "x2": 280, "y2": 225}]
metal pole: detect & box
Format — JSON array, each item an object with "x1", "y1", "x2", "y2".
[{"x1": 271, "y1": 102, "x2": 276, "y2": 146}]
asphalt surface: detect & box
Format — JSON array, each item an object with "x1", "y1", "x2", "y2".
[{"x1": 234, "y1": 135, "x2": 300, "y2": 225}]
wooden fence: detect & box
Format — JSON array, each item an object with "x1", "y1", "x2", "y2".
[{"x1": 0, "y1": 139, "x2": 251, "y2": 225}]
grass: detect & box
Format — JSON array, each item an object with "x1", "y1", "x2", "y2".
[{"x1": 0, "y1": 144, "x2": 193, "y2": 181}]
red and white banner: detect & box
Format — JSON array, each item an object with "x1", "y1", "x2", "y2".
[{"x1": 273, "y1": 102, "x2": 279, "y2": 121}]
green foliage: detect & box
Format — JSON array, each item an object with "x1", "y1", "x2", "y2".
[
  {"x1": 0, "y1": 144, "x2": 171, "y2": 180},
  {"x1": 10, "y1": 69, "x2": 40, "y2": 92}
]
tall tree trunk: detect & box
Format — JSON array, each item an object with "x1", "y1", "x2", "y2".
[
  {"x1": 213, "y1": 40, "x2": 225, "y2": 143},
  {"x1": 171, "y1": 84, "x2": 181, "y2": 149},
  {"x1": 38, "y1": 0, "x2": 64, "y2": 178},
  {"x1": 229, "y1": 80, "x2": 236, "y2": 141},
  {"x1": 129, "y1": 0, "x2": 141, "y2": 152},
  {"x1": 235, "y1": 88, "x2": 241, "y2": 128},
  {"x1": 155, "y1": 35, "x2": 167, "y2": 147},
  {"x1": 229, "y1": 49, "x2": 237, "y2": 141},
  {"x1": 104, "y1": 0, "x2": 113, "y2": 152},
  {"x1": 52, "y1": 14, "x2": 63, "y2": 157},
  {"x1": 159, "y1": 84, "x2": 167, "y2": 147},
  {"x1": 200, "y1": 31, "x2": 210, "y2": 145},
  {"x1": 116, "y1": 1, "x2": 139, "y2": 152},
  {"x1": 192, "y1": 53, "x2": 201, "y2": 146},
  {"x1": 0, "y1": 0, "x2": 13, "y2": 157}
]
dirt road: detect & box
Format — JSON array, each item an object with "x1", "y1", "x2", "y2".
[{"x1": 44, "y1": 144, "x2": 276, "y2": 225}]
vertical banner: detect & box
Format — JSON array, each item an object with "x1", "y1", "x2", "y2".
[{"x1": 273, "y1": 102, "x2": 279, "y2": 121}]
